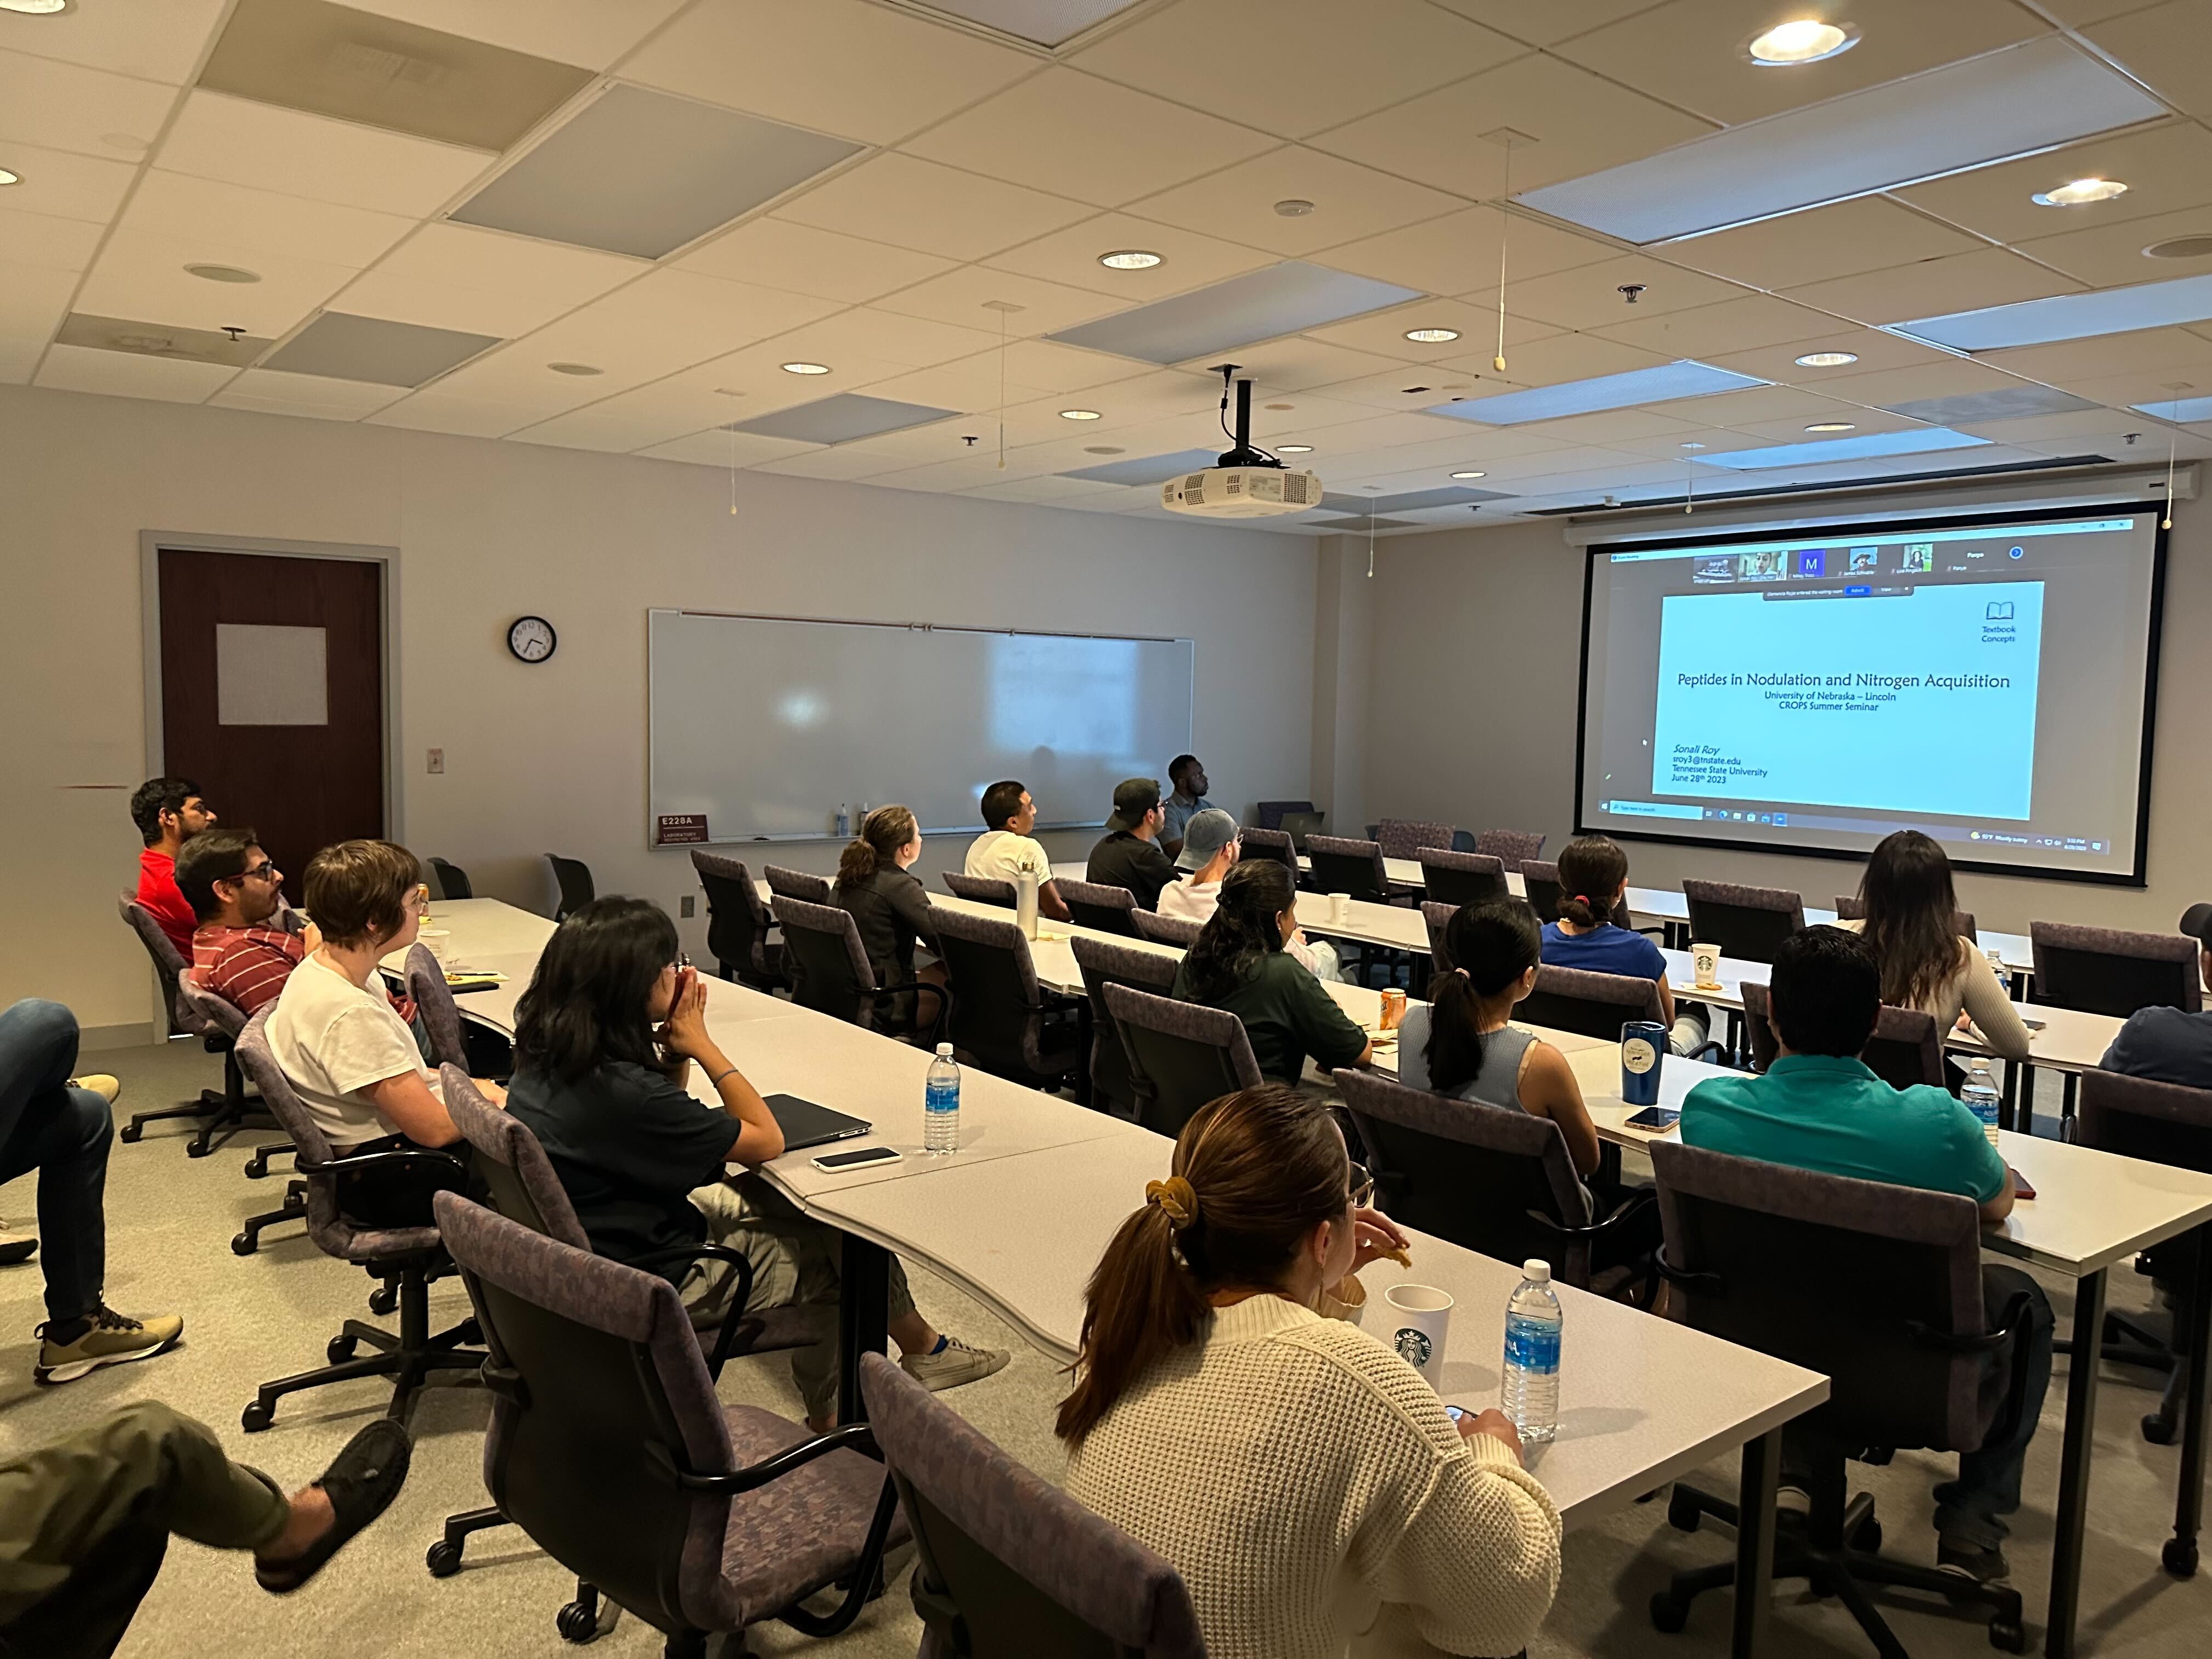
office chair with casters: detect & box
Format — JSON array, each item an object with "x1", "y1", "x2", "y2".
[
  {"x1": 690, "y1": 850, "x2": 787, "y2": 992},
  {"x1": 1375, "y1": 818, "x2": 1455, "y2": 861},
  {"x1": 770, "y1": 895, "x2": 948, "y2": 1046},
  {"x1": 433, "y1": 1191, "x2": 906, "y2": 1656},
  {"x1": 941, "y1": 871, "x2": 1016, "y2": 907},
  {"x1": 116, "y1": 896, "x2": 263, "y2": 1155},
  {"x1": 1059, "y1": 878, "x2": 1141, "y2": 937},
  {"x1": 1834, "y1": 895, "x2": 1977, "y2": 939},
  {"x1": 1739, "y1": 984, "x2": 1948, "y2": 1091},
  {"x1": 1277, "y1": 810, "x2": 1327, "y2": 852},
  {"x1": 1237, "y1": 825, "x2": 1298, "y2": 881},
  {"x1": 231, "y1": 1010, "x2": 485, "y2": 1431},
  {"x1": 1520, "y1": 860, "x2": 1562, "y2": 923},
  {"x1": 1254, "y1": 799, "x2": 1317, "y2": 831},
  {"x1": 1681, "y1": 879, "x2": 1805, "y2": 964},
  {"x1": 1475, "y1": 830, "x2": 1544, "y2": 873},
  {"x1": 1335, "y1": 1068, "x2": 1657, "y2": 1302},
  {"x1": 166, "y1": 972, "x2": 307, "y2": 1256},
  {"x1": 1098, "y1": 983, "x2": 1263, "y2": 1139},
  {"x1": 1069, "y1": 937, "x2": 1179, "y2": 1120},
  {"x1": 2030, "y1": 921, "x2": 2202, "y2": 1019},
  {"x1": 1305, "y1": 836, "x2": 1389, "y2": 905},
  {"x1": 1518, "y1": 965, "x2": 1664, "y2": 1043},
  {"x1": 1417, "y1": 849, "x2": 1508, "y2": 907},
  {"x1": 1647, "y1": 1141, "x2": 2036, "y2": 1655},
  {"x1": 428, "y1": 857, "x2": 473, "y2": 900},
  {"x1": 1131, "y1": 910, "x2": 1200, "y2": 949},
  {"x1": 405, "y1": 940, "x2": 512, "y2": 1080},
  {"x1": 857, "y1": 1352, "x2": 1207, "y2": 1658},
  {"x1": 543, "y1": 854, "x2": 596, "y2": 922},
  {"x1": 763, "y1": 864, "x2": 831, "y2": 905},
  {"x1": 932, "y1": 906, "x2": 1082, "y2": 1093}
]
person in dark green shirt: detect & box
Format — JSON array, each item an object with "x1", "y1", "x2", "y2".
[
  {"x1": 1681, "y1": 926, "x2": 2052, "y2": 1583},
  {"x1": 1171, "y1": 859, "x2": 1370, "y2": 1086}
]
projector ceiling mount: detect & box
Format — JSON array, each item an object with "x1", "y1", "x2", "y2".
[{"x1": 1160, "y1": 364, "x2": 1324, "y2": 518}]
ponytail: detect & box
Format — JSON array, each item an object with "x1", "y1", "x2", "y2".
[
  {"x1": 1555, "y1": 834, "x2": 1628, "y2": 929},
  {"x1": 1427, "y1": 900, "x2": 1542, "y2": 1093},
  {"x1": 837, "y1": 804, "x2": 917, "y2": 890},
  {"x1": 1181, "y1": 859, "x2": 1291, "y2": 1002},
  {"x1": 1057, "y1": 1086, "x2": 1347, "y2": 1442}
]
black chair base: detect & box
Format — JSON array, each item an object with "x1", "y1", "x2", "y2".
[
  {"x1": 242, "y1": 1263, "x2": 484, "y2": 1432},
  {"x1": 232, "y1": 1180, "x2": 308, "y2": 1255},
  {"x1": 2053, "y1": 1306, "x2": 2189, "y2": 1444},
  {"x1": 427, "y1": 1505, "x2": 603, "y2": 1645},
  {"x1": 1655, "y1": 1481, "x2": 2026, "y2": 1656},
  {"x1": 242, "y1": 1140, "x2": 294, "y2": 1179},
  {"x1": 121, "y1": 1048, "x2": 272, "y2": 1158}
]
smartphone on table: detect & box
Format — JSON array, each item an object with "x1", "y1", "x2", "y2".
[
  {"x1": 811, "y1": 1145, "x2": 904, "y2": 1172},
  {"x1": 1625, "y1": 1105, "x2": 1681, "y2": 1132}
]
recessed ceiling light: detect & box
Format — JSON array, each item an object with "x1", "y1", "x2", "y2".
[
  {"x1": 780, "y1": 362, "x2": 831, "y2": 375},
  {"x1": 548, "y1": 362, "x2": 602, "y2": 376},
  {"x1": 1273, "y1": 198, "x2": 1315, "y2": 217},
  {"x1": 2146, "y1": 235, "x2": 2212, "y2": 260},
  {"x1": 1679, "y1": 442, "x2": 1706, "y2": 449},
  {"x1": 1083, "y1": 445, "x2": 1126, "y2": 455},
  {"x1": 2034, "y1": 177, "x2": 2128, "y2": 207},
  {"x1": 0, "y1": 1, "x2": 71, "y2": 14},
  {"x1": 1450, "y1": 469, "x2": 1487, "y2": 478},
  {"x1": 0, "y1": 167, "x2": 18, "y2": 186},
  {"x1": 1804, "y1": 421, "x2": 1856, "y2": 432},
  {"x1": 1278, "y1": 443, "x2": 1314, "y2": 453},
  {"x1": 1794, "y1": 350, "x2": 1859, "y2": 367},
  {"x1": 1059, "y1": 408, "x2": 1102, "y2": 420},
  {"x1": 1265, "y1": 402, "x2": 1295, "y2": 410},
  {"x1": 1098, "y1": 249, "x2": 1162, "y2": 270},
  {"x1": 184, "y1": 263, "x2": 260, "y2": 284},
  {"x1": 1404, "y1": 326, "x2": 1460, "y2": 343},
  {"x1": 1745, "y1": 19, "x2": 1857, "y2": 65}
]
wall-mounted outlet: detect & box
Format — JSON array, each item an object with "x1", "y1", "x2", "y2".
[
  {"x1": 426, "y1": 748, "x2": 444, "y2": 774},
  {"x1": 680, "y1": 895, "x2": 695, "y2": 918}
]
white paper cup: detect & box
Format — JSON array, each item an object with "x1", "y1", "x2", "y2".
[
  {"x1": 1690, "y1": 941, "x2": 1722, "y2": 991},
  {"x1": 1329, "y1": 892, "x2": 1351, "y2": 923},
  {"x1": 417, "y1": 928, "x2": 452, "y2": 964},
  {"x1": 1383, "y1": 1283, "x2": 1453, "y2": 1384}
]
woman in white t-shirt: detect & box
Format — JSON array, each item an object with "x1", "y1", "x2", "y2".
[
  {"x1": 1158, "y1": 809, "x2": 1341, "y2": 981},
  {"x1": 963, "y1": 780, "x2": 1071, "y2": 922}
]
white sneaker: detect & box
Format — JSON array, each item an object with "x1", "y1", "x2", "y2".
[{"x1": 900, "y1": 1335, "x2": 1010, "y2": 1392}]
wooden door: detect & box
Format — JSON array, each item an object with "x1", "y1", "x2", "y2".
[{"x1": 157, "y1": 548, "x2": 385, "y2": 902}]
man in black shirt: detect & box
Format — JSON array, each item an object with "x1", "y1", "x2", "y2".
[
  {"x1": 1085, "y1": 777, "x2": 1180, "y2": 910},
  {"x1": 2100, "y1": 902, "x2": 2212, "y2": 1088}
]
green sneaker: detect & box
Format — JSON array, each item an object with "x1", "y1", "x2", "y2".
[{"x1": 36, "y1": 1304, "x2": 184, "y2": 1384}]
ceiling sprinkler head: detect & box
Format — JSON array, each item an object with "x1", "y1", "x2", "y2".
[
  {"x1": 222, "y1": 325, "x2": 245, "y2": 341},
  {"x1": 962, "y1": 435, "x2": 980, "y2": 446},
  {"x1": 1618, "y1": 283, "x2": 1645, "y2": 304},
  {"x1": 2125, "y1": 432, "x2": 2140, "y2": 445}
]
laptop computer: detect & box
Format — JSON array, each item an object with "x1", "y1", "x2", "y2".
[
  {"x1": 764, "y1": 1093, "x2": 873, "y2": 1152},
  {"x1": 1278, "y1": 809, "x2": 1327, "y2": 853}
]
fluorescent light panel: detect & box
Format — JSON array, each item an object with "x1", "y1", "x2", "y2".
[
  {"x1": 725, "y1": 393, "x2": 957, "y2": 445},
  {"x1": 1517, "y1": 37, "x2": 2163, "y2": 245},
  {"x1": 1047, "y1": 262, "x2": 1421, "y2": 365},
  {"x1": 1426, "y1": 360, "x2": 1767, "y2": 425},
  {"x1": 1058, "y1": 448, "x2": 1222, "y2": 486},
  {"x1": 2134, "y1": 395, "x2": 2212, "y2": 423},
  {"x1": 1894, "y1": 271, "x2": 2212, "y2": 352},
  {"x1": 1691, "y1": 428, "x2": 1992, "y2": 470},
  {"x1": 1881, "y1": 387, "x2": 2100, "y2": 424},
  {"x1": 1319, "y1": 486, "x2": 1510, "y2": 512},
  {"x1": 264, "y1": 311, "x2": 501, "y2": 386}
]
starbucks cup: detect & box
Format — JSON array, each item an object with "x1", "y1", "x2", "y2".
[
  {"x1": 1690, "y1": 941, "x2": 1723, "y2": 991},
  {"x1": 1621, "y1": 1020, "x2": 1666, "y2": 1107},
  {"x1": 1384, "y1": 1283, "x2": 1453, "y2": 1385}
]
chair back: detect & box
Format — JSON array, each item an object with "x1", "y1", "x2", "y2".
[
  {"x1": 1061, "y1": 878, "x2": 1141, "y2": 938},
  {"x1": 2077, "y1": 1069, "x2": 2212, "y2": 1176},
  {"x1": 933, "y1": 906, "x2": 1051, "y2": 1082},
  {"x1": 544, "y1": 854, "x2": 596, "y2": 922},
  {"x1": 1832, "y1": 894, "x2": 1977, "y2": 939},
  {"x1": 770, "y1": 895, "x2": 879, "y2": 1026},
  {"x1": 691, "y1": 850, "x2": 778, "y2": 984},
  {"x1": 440, "y1": 1065, "x2": 591, "y2": 1249},
  {"x1": 1737, "y1": 984, "x2": 1942, "y2": 1088},
  {"x1": 943, "y1": 871, "x2": 1017, "y2": 908},
  {"x1": 429, "y1": 857, "x2": 474, "y2": 900},
  {"x1": 1335, "y1": 1067, "x2": 1596, "y2": 1286},
  {"x1": 1376, "y1": 818, "x2": 1454, "y2": 861},
  {"x1": 118, "y1": 893, "x2": 189, "y2": 1034},
  {"x1": 1417, "y1": 848, "x2": 1508, "y2": 908},
  {"x1": 1237, "y1": 826, "x2": 1297, "y2": 878},
  {"x1": 1277, "y1": 810, "x2": 1326, "y2": 853},
  {"x1": 1099, "y1": 984, "x2": 1263, "y2": 1138},
  {"x1": 1069, "y1": 938, "x2": 1180, "y2": 1116},
  {"x1": 1681, "y1": 879, "x2": 1805, "y2": 964},
  {"x1": 1517, "y1": 964, "x2": 1664, "y2": 1042},
  {"x1": 857, "y1": 1353, "x2": 1206, "y2": 1659},
  {"x1": 764, "y1": 864, "x2": 832, "y2": 904},
  {"x1": 1474, "y1": 829, "x2": 1544, "y2": 873},
  {"x1": 1253, "y1": 799, "x2": 1315, "y2": 832},
  {"x1": 1131, "y1": 910, "x2": 1200, "y2": 949},
  {"x1": 433, "y1": 1190, "x2": 740, "y2": 1640},
  {"x1": 1525, "y1": 861, "x2": 1568, "y2": 924},
  {"x1": 2029, "y1": 921, "x2": 2203, "y2": 1018},
  {"x1": 1651, "y1": 1140, "x2": 2006, "y2": 1453},
  {"x1": 403, "y1": 943, "x2": 469, "y2": 1071},
  {"x1": 175, "y1": 972, "x2": 246, "y2": 1044},
  {"x1": 1420, "y1": 901, "x2": 1454, "y2": 972},
  {"x1": 1304, "y1": 835, "x2": 1388, "y2": 904}
]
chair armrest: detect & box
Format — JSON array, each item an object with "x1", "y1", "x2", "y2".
[
  {"x1": 1652, "y1": 1249, "x2": 1724, "y2": 1294},
  {"x1": 1523, "y1": 1185, "x2": 1658, "y2": 1244},
  {"x1": 646, "y1": 1422, "x2": 883, "y2": 1494},
  {"x1": 628, "y1": 1243, "x2": 758, "y2": 1380},
  {"x1": 295, "y1": 1147, "x2": 467, "y2": 1179}
]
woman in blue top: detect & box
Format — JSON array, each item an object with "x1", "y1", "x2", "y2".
[{"x1": 1541, "y1": 836, "x2": 1708, "y2": 1056}]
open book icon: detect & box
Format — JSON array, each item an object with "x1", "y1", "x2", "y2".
[{"x1": 1985, "y1": 600, "x2": 2015, "y2": 620}]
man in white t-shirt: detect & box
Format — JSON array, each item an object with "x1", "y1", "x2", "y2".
[
  {"x1": 963, "y1": 780, "x2": 1071, "y2": 922},
  {"x1": 1158, "y1": 809, "x2": 1341, "y2": 981}
]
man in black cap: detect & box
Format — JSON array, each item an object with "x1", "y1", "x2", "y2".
[
  {"x1": 1085, "y1": 778, "x2": 1179, "y2": 910},
  {"x1": 2098, "y1": 904, "x2": 2212, "y2": 1088}
]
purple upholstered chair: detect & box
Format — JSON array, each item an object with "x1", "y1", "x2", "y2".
[
  {"x1": 932, "y1": 905, "x2": 1081, "y2": 1091},
  {"x1": 1069, "y1": 937, "x2": 1180, "y2": 1119},
  {"x1": 1375, "y1": 818, "x2": 1455, "y2": 862},
  {"x1": 1415, "y1": 848, "x2": 1508, "y2": 908},
  {"x1": 1474, "y1": 828, "x2": 1545, "y2": 873},
  {"x1": 692, "y1": 849, "x2": 788, "y2": 991},
  {"x1": 116, "y1": 894, "x2": 258, "y2": 1154},
  {"x1": 942, "y1": 871, "x2": 1017, "y2": 908},
  {"x1": 1098, "y1": 984, "x2": 1263, "y2": 1138},
  {"x1": 771, "y1": 894, "x2": 947, "y2": 1044},
  {"x1": 1739, "y1": 982, "x2": 1946, "y2": 1091},
  {"x1": 1131, "y1": 910, "x2": 1200, "y2": 949},
  {"x1": 1681, "y1": 879, "x2": 1806, "y2": 964}
]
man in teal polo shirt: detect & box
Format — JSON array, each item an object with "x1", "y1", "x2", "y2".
[{"x1": 1683, "y1": 925, "x2": 2053, "y2": 1584}]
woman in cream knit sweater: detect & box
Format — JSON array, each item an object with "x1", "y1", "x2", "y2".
[
  {"x1": 1060, "y1": 1086, "x2": 1562, "y2": 1659},
  {"x1": 1841, "y1": 831, "x2": 2030, "y2": 1065}
]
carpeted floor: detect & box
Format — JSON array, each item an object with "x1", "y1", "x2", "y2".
[{"x1": 2, "y1": 1036, "x2": 2206, "y2": 1658}]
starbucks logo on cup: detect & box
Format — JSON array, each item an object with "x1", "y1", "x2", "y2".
[
  {"x1": 1393, "y1": 1327, "x2": 1433, "y2": 1368},
  {"x1": 1622, "y1": 1036, "x2": 1658, "y2": 1075}
]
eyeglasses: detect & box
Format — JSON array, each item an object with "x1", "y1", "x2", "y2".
[
  {"x1": 404, "y1": 885, "x2": 432, "y2": 913},
  {"x1": 1348, "y1": 1160, "x2": 1374, "y2": 1211},
  {"x1": 239, "y1": 862, "x2": 283, "y2": 884},
  {"x1": 670, "y1": 952, "x2": 692, "y2": 972}
]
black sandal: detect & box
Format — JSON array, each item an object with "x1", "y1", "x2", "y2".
[{"x1": 255, "y1": 1418, "x2": 413, "y2": 1594}]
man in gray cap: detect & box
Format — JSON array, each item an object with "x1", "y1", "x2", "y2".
[
  {"x1": 1084, "y1": 778, "x2": 1178, "y2": 910},
  {"x1": 2098, "y1": 902, "x2": 2212, "y2": 1088},
  {"x1": 1156, "y1": 808, "x2": 1341, "y2": 980}
]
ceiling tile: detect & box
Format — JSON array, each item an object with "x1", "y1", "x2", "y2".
[
  {"x1": 335, "y1": 0, "x2": 691, "y2": 70},
  {"x1": 121, "y1": 170, "x2": 417, "y2": 269},
  {"x1": 331, "y1": 266, "x2": 591, "y2": 339},
  {"x1": 75, "y1": 228, "x2": 359, "y2": 336},
  {"x1": 1301, "y1": 295, "x2": 1553, "y2": 362},
  {"x1": 263, "y1": 311, "x2": 500, "y2": 385},
  {"x1": 1781, "y1": 248, "x2": 2085, "y2": 326},
  {"x1": 1423, "y1": 1, "x2": 1667, "y2": 47},
  {"x1": 623, "y1": 0, "x2": 1039, "y2": 147},
  {"x1": 753, "y1": 443, "x2": 923, "y2": 481},
  {"x1": 1322, "y1": 207, "x2": 1619, "y2": 298},
  {"x1": 1070, "y1": 0, "x2": 1528, "y2": 139},
  {"x1": 2051, "y1": 366, "x2": 2212, "y2": 409},
  {"x1": 210, "y1": 366, "x2": 408, "y2": 419},
  {"x1": 2017, "y1": 202, "x2": 2212, "y2": 287},
  {"x1": 1128, "y1": 147, "x2": 1464, "y2": 258},
  {"x1": 1588, "y1": 292, "x2": 1844, "y2": 356},
  {"x1": 1312, "y1": 52, "x2": 1716, "y2": 199},
  {"x1": 870, "y1": 266, "x2": 1119, "y2": 337},
  {"x1": 363, "y1": 386, "x2": 543, "y2": 435},
  {"x1": 424, "y1": 345, "x2": 665, "y2": 414},
  {"x1": 2088, "y1": 2, "x2": 2212, "y2": 122},
  {"x1": 988, "y1": 337, "x2": 1166, "y2": 391},
  {"x1": 0, "y1": 203, "x2": 103, "y2": 273},
  {"x1": 0, "y1": 139, "x2": 136, "y2": 223},
  {"x1": 960, "y1": 473, "x2": 1126, "y2": 504},
  {"x1": 1216, "y1": 338, "x2": 1430, "y2": 394},
  {"x1": 1696, "y1": 326, "x2": 1956, "y2": 385},
  {"x1": 1551, "y1": 0, "x2": 2048, "y2": 127},
  {"x1": 1437, "y1": 330, "x2": 1674, "y2": 388},
  {"x1": 1978, "y1": 324, "x2": 2212, "y2": 386},
  {"x1": 0, "y1": 46, "x2": 181, "y2": 158},
  {"x1": 981, "y1": 211, "x2": 1274, "y2": 298},
  {"x1": 634, "y1": 427, "x2": 818, "y2": 468},
  {"x1": 506, "y1": 399, "x2": 722, "y2": 453},
  {"x1": 0, "y1": 0, "x2": 227, "y2": 84},
  {"x1": 903, "y1": 69, "x2": 1276, "y2": 208},
  {"x1": 364, "y1": 222, "x2": 643, "y2": 309},
  {"x1": 0, "y1": 259, "x2": 82, "y2": 345},
  {"x1": 1809, "y1": 359, "x2": 2032, "y2": 410},
  {"x1": 676, "y1": 218, "x2": 957, "y2": 303},
  {"x1": 763, "y1": 306, "x2": 1008, "y2": 371},
  {"x1": 34, "y1": 341, "x2": 236, "y2": 402},
  {"x1": 1894, "y1": 119, "x2": 2212, "y2": 248},
  {"x1": 579, "y1": 268, "x2": 845, "y2": 355},
  {"x1": 774, "y1": 153, "x2": 1092, "y2": 261},
  {"x1": 1667, "y1": 197, "x2": 1983, "y2": 291},
  {"x1": 157, "y1": 90, "x2": 491, "y2": 217},
  {"x1": 1304, "y1": 361, "x2": 1543, "y2": 413},
  {"x1": 1479, "y1": 253, "x2": 1748, "y2": 330}
]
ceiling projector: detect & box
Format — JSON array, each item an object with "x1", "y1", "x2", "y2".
[{"x1": 1161, "y1": 366, "x2": 1322, "y2": 518}]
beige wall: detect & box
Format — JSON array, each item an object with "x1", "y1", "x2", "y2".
[
  {"x1": 0, "y1": 383, "x2": 1317, "y2": 1040},
  {"x1": 1364, "y1": 499, "x2": 2211, "y2": 938}
]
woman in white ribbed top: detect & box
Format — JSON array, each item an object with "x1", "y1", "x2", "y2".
[
  {"x1": 1060, "y1": 1086, "x2": 1562, "y2": 1659},
  {"x1": 1839, "y1": 831, "x2": 2030, "y2": 1064}
]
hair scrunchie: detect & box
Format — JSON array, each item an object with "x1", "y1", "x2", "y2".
[{"x1": 1146, "y1": 1175, "x2": 1199, "y2": 1230}]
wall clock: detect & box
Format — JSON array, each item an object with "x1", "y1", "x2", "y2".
[{"x1": 507, "y1": 616, "x2": 556, "y2": 663}]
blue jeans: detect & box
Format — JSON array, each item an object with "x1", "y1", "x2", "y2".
[
  {"x1": 1932, "y1": 1263, "x2": 2056, "y2": 1549},
  {"x1": 0, "y1": 1000, "x2": 112, "y2": 1324}
]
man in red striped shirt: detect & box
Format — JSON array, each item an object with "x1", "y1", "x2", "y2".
[{"x1": 130, "y1": 778, "x2": 216, "y2": 959}]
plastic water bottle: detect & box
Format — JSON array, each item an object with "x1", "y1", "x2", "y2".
[
  {"x1": 1501, "y1": 1259, "x2": 1562, "y2": 1444},
  {"x1": 1963, "y1": 1058, "x2": 2002, "y2": 1149},
  {"x1": 924, "y1": 1043, "x2": 961, "y2": 1154},
  {"x1": 834, "y1": 802, "x2": 850, "y2": 838}
]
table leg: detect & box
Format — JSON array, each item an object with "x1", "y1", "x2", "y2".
[
  {"x1": 2167, "y1": 1227, "x2": 2211, "y2": 1579},
  {"x1": 1731, "y1": 1427, "x2": 1780, "y2": 1659},
  {"x1": 1073, "y1": 1001, "x2": 1094, "y2": 1109},
  {"x1": 836, "y1": 1232, "x2": 891, "y2": 1425},
  {"x1": 2047, "y1": 1268, "x2": 2106, "y2": 1659}
]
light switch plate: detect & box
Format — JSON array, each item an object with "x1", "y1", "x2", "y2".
[
  {"x1": 427, "y1": 748, "x2": 444, "y2": 774},
  {"x1": 680, "y1": 895, "x2": 695, "y2": 918}
]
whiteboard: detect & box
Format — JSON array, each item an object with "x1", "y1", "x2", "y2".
[{"x1": 647, "y1": 610, "x2": 1194, "y2": 844}]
